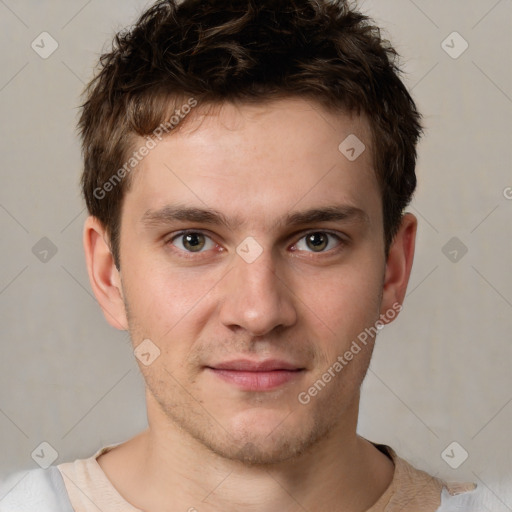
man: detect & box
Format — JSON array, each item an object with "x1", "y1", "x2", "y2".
[{"x1": 0, "y1": 0, "x2": 485, "y2": 510}]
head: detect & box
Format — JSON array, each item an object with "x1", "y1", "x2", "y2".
[{"x1": 81, "y1": 0, "x2": 421, "y2": 465}]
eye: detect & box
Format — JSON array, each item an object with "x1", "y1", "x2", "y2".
[
  {"x1": 292, "y1": 231, "x2": 342, "y2": 253},
  {"x1": 170, "y1": 231, "x2": 216, "y2": 253}
]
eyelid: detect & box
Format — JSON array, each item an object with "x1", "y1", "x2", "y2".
[
  {"x1": 290, "y1": 230, "x2": 345, "y2": 253},
  {"x1": 166, "y1": 229, "x2": 219, "y2": 256},
  {"x1": 167, "y1": 229, "x2": 215, "y2": 242}
]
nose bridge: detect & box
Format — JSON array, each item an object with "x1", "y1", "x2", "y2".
[{"x1": 218, "y1": 244, "x2": 297, "y2": 336}]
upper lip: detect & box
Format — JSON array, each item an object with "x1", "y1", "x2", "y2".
[{"x1": 207, "y1": 359, "x2": 303, "y2": 371}]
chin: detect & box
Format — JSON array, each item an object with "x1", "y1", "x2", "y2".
[
  {"x1": 200, "y1": 414, "x2": 333, "y2": 466},
  {"x1": 227, "y1": 439, "x2": 305, "y2": 466},
  {"x1": 150, "y1": 379, "x2": 346, "y2": 466}
]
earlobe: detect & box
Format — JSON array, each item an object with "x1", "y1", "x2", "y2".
[
  {"x1": 379, "y1": 213, "x2": 417, "y2": 322},
  {"x1": 83, "y1": 216, "x2": 128, "y2": 330}
]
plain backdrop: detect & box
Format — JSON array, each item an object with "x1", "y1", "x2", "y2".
[{"x1": 0, "y1": 0, "x2": 511, "y2": 508}]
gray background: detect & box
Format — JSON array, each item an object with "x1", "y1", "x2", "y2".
[{"x1": 0, "y1": 0, "x2": 511, "y2": 508}]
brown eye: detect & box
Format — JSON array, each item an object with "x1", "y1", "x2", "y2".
[
  {"x1": 306, "y1": 232, "x2": 328, "y2": 251},
  {"x1": 171, "y1": 232, "x2": 215, "y2": 253},
  {"x1": 294, "y1": 232, "x2": 341, "y2": 253},
  {"x1": 183, "y1": 233, "x2": 205, "y2": 252}
]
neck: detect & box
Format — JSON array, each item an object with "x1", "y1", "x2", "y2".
[{"x1": 99, "y1": 393, "x2": 394, "y2": 512}]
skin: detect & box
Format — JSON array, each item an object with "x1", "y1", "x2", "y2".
[{"x1": 83, "y1": 97, "x2": 417, "y2": 511}]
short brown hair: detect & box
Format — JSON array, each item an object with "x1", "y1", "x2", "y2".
[{"x1": 79, "y1": 0, "x2": 422, "y2": 270}]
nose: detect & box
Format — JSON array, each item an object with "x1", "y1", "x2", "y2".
[{"x1": 218, "y1": 247, "x2": 297, "y2": 337}]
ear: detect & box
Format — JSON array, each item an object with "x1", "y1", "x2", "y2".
[
  {"x1": 83, "y1": 216, "x2": 128, "y2": 330},
  {"x1": 379, "y1": 213, "x2": 417, "y2": 323}
]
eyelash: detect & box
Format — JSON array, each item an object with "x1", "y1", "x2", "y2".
[{"x1": 166, "y1": 229, "x2": 346, "y2": 258}]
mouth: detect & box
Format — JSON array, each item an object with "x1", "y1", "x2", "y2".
[{"x1": 205, "y1": 359, "x2": 306, "y2": 391}]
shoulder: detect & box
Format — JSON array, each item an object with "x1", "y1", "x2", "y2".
[
  {"x1": 436, "y1": 483, "x2": 498, "y2": 511},
  {"x1": 0, "y1": 466, "x2": 73, "y2": 512},
  {"x1": 375, "y1": 443, "x2": 487, "y2": 512}
]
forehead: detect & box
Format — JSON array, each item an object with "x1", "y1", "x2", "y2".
[{"x1": 123, "y1": 97, "x2": 381, "y2": 231}]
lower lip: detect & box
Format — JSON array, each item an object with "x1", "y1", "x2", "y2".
[{"x1": 207, "y1": 369, "x2": 303, "y2": 391}]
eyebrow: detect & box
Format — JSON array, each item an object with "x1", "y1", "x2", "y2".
[{"x1": 140, "y1": 204, "x2": 369, "y2": 231}]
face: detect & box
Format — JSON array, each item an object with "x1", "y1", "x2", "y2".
[{"x1": 109, "y1": 98, "x2": 396, "y2": 464}]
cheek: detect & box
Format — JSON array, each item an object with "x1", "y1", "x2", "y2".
[
  {"x1": 122, "y1": 255, "x2": 224, "y2": 341},
  {"x1": 293, "y1": 259, "x2": 383, "y2": 338}
]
